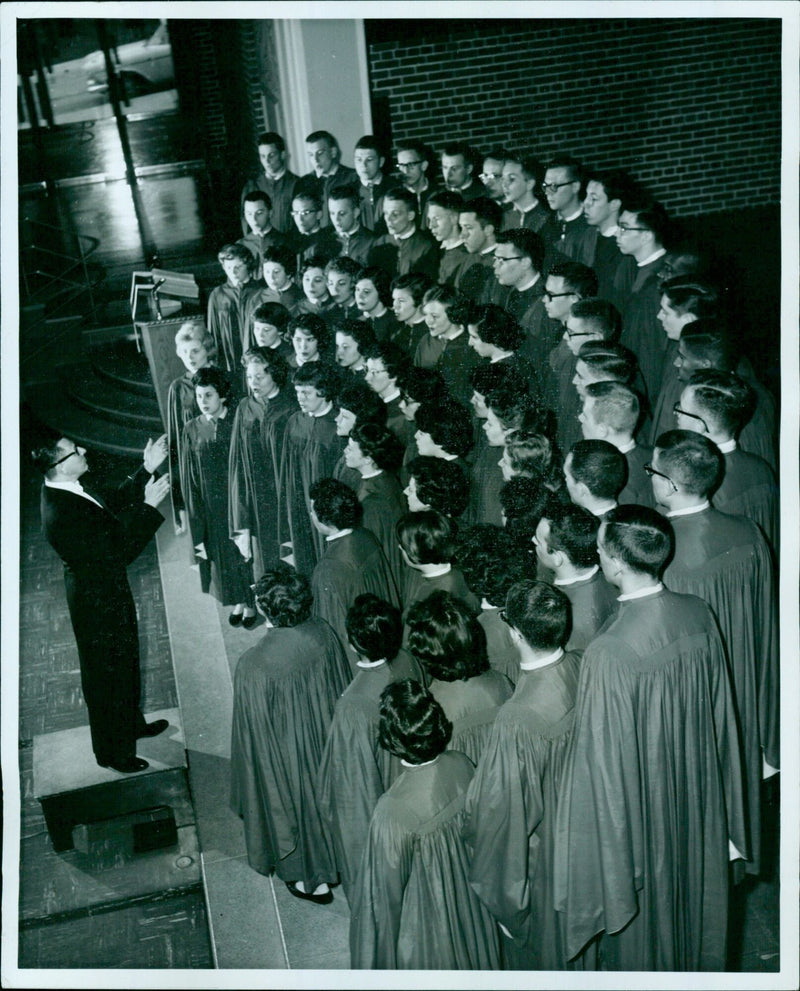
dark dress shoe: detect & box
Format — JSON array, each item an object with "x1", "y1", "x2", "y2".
[
  {"x1": 98, "y1": 756, "x2": 149, "y2": 774},
  {"x1": 241, "y1": 613, "x2": 258, "y2": 629},
  {"x1": 285, "y1": 881, "x2": 333, "y2": 905},
  {"x1": 229, "y1": 612, "x2": 244, "y2": 627},
  {"x1": 138, "y1": 718, "x2": 169, "y2": 738}
]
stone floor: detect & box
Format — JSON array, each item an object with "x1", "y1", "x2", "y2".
[{"x1": 9, "y1": 425, "x2": 786, "y2": 984}]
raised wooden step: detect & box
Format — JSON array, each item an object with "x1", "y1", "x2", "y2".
[{"x1": 66, "y1": 362, "x2": 163, "y2": 431}]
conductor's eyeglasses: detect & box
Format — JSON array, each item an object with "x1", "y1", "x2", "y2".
[{"x1": 48, "y1": 446, "x2": 84, "y2": 470}]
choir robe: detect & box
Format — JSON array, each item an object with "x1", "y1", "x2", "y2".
[
  {"x1": 166, "y1": 372, "x2": 201, "y2": 526},
  {"x1": 317, "y1": 649, "x2": 425, "y2": 904},
  {"x1": 501, "y1": 200, "x2": 551, "y2": 235},
  {"x1": 281, "y1": 407, "x2": 345, "y2": 576},
  {"x1": 664, "y1": 506, "x2": 779, "y2": 876},
  {"x1": 403, "y1": 566, "x2": 481, "y2": 620},
  {"x1": 311, "y1": 528, "x2": 400, "y2": 674},
  {"x1": 647, "y1": 345, "x2": 683, "y2": 446},
  {"x1": 237, "y1": 228, "x2": 290, "y2": 270},
  {"x1": 543, "y1": 212, "x2": 594, "y2": 271},
  {"x1": 228, "y1": 390, "x2": 295, "y2": 578},
  {"x1": 240, "y1": 169, "x2": 299, "y2": 234},
  {"x1": 584, "y1": 228, "x2": 636, "y2": 308},
  {"x1": 518, "y1": 300, "x2": 564, "y2": 378},
  {"x1": 466, "y1": 434, "x2": 505, "y2": 526},
  {"x1": 714, "y1": 446, "x2": 779, "y2": 554},
  {"x1": 369, "y1": 229, "x2": 440, "y2": 281},
  {"x1": 207, "y1": 280, "x2": 262, "y2": 375},
  {"x1": 438, "y1": 243, "x2": 470, "y2": 287},
  {"x1": 553, "y1": 587, "x2": 748, "y2": 971},
  {"x1": 388, "y1": 319, "x2": 428, "y2": 359},
  {"x1": 179, "y1": 409, "x2": 252, "y2": 605},
  {"x1": 546, "y1": 340, "x2": 582, "y2": 455},
  {"x1": 364, "y1": 309, "x2": 403, "y2": 345},
  {"x1": 617, "y1": 255, "x2": 668, "y2": 401},
  {"x1": 349, "y1": 751, "x2": 501, "y2": 970},
  {"x1": 455, "y1": 251, "x2": 497, "y2": 304},
  {"x1": 357, "y1": 472, "x2": 410, "y2": 598},
  {"x1": 556, "y1": 568, "x2": 618, "y2": 651},
  {"x1": 336, "y1": 225, "x2": 378, "y2": 267},
  {"x1": 464, "y1": 649, "x2": 582, "y2": 970},
  {"x1": 428, "y1": 669, "x2": 513, "y2": 766},
  {"x1": 332, "y1": 453, "x2": 362, "y2": 492},
  {"x1": 413, "y1": 330, "x2": 481, "y2": 406},
  {"x1": 618, "y1": 442, "x2": 654, "y2": 508},
  {"x1": 479, "y1": 607, "x2": 522, "y2": 685},
  {"x1": 229, "y1": 618, "x2": 351, "y2": 888}
]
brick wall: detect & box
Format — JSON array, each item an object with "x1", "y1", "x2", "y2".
[{"x1": 366, "y1": 17, "x2": 781, "y2": 217}]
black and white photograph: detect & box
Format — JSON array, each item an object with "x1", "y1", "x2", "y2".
[{"x1": 2, "y1": 1, "x2": 797, "y2": 987}]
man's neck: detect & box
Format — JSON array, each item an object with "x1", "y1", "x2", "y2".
[
  {"x1": 512, "y1": 192, "x2": 538, "y2": 212},
  {"x1": 616, "y1": 572, "x2": 662, "y2": 596},
  {"x1": 512, "y1": 272, "x2": 539, "y2": 292},
  {"x1": 599, "y1": 215, "x2": 619, "y2": 235},
  {"x1": 581, "y1": 496, "x2": 617, "y2": 517},
  {"x1": 558, "y1": 202, "x2": 582, "y2": 221},
  {"x1": 552, "y1": 561, "x2": 598, "y2": 584}
]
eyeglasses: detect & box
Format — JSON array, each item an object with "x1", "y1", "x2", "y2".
[
  {"x1": 397, "y1": 160, "x2": 423, "y2": 170},
  {"x1": 541, "y1": 180, "x2": 576, "y2": 193},
  {"x1": 565, "y1": 328, "x2": 594, "y2": 338},
  {"x1": 47, "y1": 447, "x2": 83, "y2": 471},
  {"x1": 494, "y1": 255, "x2": 524, "y2": 265},
  {"x1": 543, "y1": 290, "x2": 575, "y2": 300},
  {"x1": 479, "y1": 172, "x2": 502, "y2": 181},
  {"x1": 617, "y1": 223, "x2": 649, "y2": 234},
  {"x1": 643, "y1": 462, "x2": 678, "y2": 493},
  {"x1": 672, "y1": 403, "x2": 709, "y2": 432},
  {"x1": 292, "y1": 209, "x2": 318, "y2": 217}
]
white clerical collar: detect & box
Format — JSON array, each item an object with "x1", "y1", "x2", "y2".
[
  {"x1": 442, "y1": 327, "x2": 464, "y2": 342},
  {"x1": 311, "y1": 401, "x2": 333, "y2": 418},
  {"x1": 718, "y1": 438, "x2": 737, "y2": 453},
  {"x1": 561, "y1": 207, "x2": 583, "y2": 223},
  {"x1": 266, "y1": 168, "x2": 286, "y2": 181},
  {"x1": 615, "y1": 438, "x2": 636, "y2": 454},
  {"x1": 341, "y1": 225, "x2": 360, "y2": 238},
  {"x1": 204, "y1": 406, "x2": 229, "y2": 423},
  {"x1": 666, "y1": 500, "x2": 710, "y2": 518},
  {"x1": 361, "y1": 175, "x2": 383, "y2": 188},
  {"x1": 516, "y1": 273, "x2": 540, "y2": 292},
  {"x1": 480, "y1": 243, "x2": 497, "y2": 255},
  {"x1": 489, "y1": 350, "x2": 514, "y2": 364},
  {"x1": 520, "y1": 646, "x2": 564, "y2": 671},
  {"x1": 441, "y1": 237, "x2": 464, "y2": 250},
  {"x1": 295, "y1": 353, "x2": 320, "y2": 367},
  {"x1": 326, "y1": 528, "x2": 353, "y2": 542},
  {"x1": 401, "y1": 755, "x2": 439, "y2": 768},
  {"x1": 554, "y1": 565, "x2": 599, "y2": 586},
  {"x1": 361, "y1": 468, "x2": 383, "y2": 480},
  {"x1": 421, "y1": 563, "x2": 451, "y2": 578},
  {"x1": 44, "y1": 478, "x2": 103, "y2": 508},
  {"x1": 357, "y1": 658, "x2": 387, "y2": 669},
  {"x1": 601, "y1": 225, "x2": 619, "y2": 237},
  {"x1": 514, "y1": 198, "x2": 540, "y2": 215},
  {"x1": 395, "y1": 225, "x2": 416, "y2": 241},
  {"x1": 315, "y1": 165, "x2": 339, "y2": 178},
  {"x1": 638, "y1": 247, "x2": 667, "y2": 268},
  {"x1": 618, "y1": 583, "x2": 664, "y2": 601},
  {"x1": 382, "y1": 387, "x2": 401, "y2": 404}
]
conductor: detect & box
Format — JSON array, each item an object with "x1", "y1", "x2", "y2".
[{"x1": 34, "y1": 434, "x2": 172, "y2": 774}]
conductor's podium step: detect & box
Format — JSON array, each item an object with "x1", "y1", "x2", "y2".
[{"x1": 33, "y1": 708, "x2": 186, "y2": 853}]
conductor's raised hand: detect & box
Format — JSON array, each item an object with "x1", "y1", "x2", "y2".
[
  {"x1": 143, "y1": 434, "x2": 168, "y2": 473},
  {"x1": 144, "y1": 473, "x2": 171, "y2": 508}
]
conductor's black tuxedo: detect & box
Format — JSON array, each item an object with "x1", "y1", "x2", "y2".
[{"x1": 41, "y1": 466, "x2": 165, "y2": 764}]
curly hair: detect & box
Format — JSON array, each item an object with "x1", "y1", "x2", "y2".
[
  {"x1": 396, "y1": 510, "x2": 457, "y2": 565},
  {"x1": 241, "y1": 347, "x2": 290, "y2": 389},
  {"x1": 406, "y1": 590, "x2": 489, "y2": 681},
  {"x1": 345, "y1": 593, "x2": 403, "y2": 662},
  {"x1": 253, "y1": 564, "x2": 313, "y2": 627},
  {"x1": 455, "y1": 524, "x2": 527, "y2": 605},
  {"x1": 350, "y1": 421, "x2": 405, "y2": 473},
  {"x1": 378, "y1": 679, "x2": 452, "y2": 763},
  {"x1": 190, "y1": 366, "x2": 234, "y2": 404},
  {"x1": 407, "y1": 456, "x2": 469, "y2": 517},
  {"x1": 309, "y1": 478, "x2": 363, "y2": 530}
]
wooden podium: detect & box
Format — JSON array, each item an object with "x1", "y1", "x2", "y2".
[{"x1": 131, "y1": 270, "x2": 203, "y2": 430}]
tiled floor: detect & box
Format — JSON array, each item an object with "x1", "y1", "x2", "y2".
[{"x1": 13, "y1": 418, "x2": 783, "y2": 978}]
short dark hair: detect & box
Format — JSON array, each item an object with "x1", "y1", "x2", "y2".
[
  {"x1": 577, "y1": 342, "x2": 638, "y2": 386},
  {"x1": 253, "y1": 563, "x2": 312, "y2": 627},
  {"x1": 441, "y1": 141, "x2": 476, "y2": 166},
  {"x1": 407, "y1": 456, "x2": 470, "y2": 517},
  {"x1": 654, "y1": 429, "x2": 723, "y2": 496},
  {"x1": 191, "y1": 366, "x2": 234, "y2": 404},
  {"x1": 364, "y1": 340, "x2": 411, "y2": 385},
  {"x1": 600, "y1": 505, "x2": 674, "y2": 579},
  {"x1": 661, "y1": 277, "x2": 722, "y2": 319},
  {"x1": 397, "y1": 510, "x2": 456, "y2": 565},
  {"x1": 686, "y1": 369, "x2": 755, "y2": 437},
  {"x1": 499, "y1": 476, "x2": 551, "y2": 530},
  {"x1": 401, "y1": 366, "x2": 447, "y2": 408},
  {"x1": 31, "y1": 434, "x2": 65, "y2": 477},
  {"x1": 306, "y1": 129, "x2": 338, "y2": 150},
  {"x1": 258, "y1": 131, "x2": 286, "y2": 151},
  {"x1": 415, "y1": 401, "x2": 474, "y2": 458},
  {"x1": 421, "y1": 284, "x2": 473, "y2": 328},
  {"x1": 291, "y1": 361, "x2": 341, "y2": 400},
  {"x1": 391, "y1": 271, "x2": 436, "y2": 306},
  {"x1": 504, "y1": 432, "x2": 556, "y2": 481},
  {"x1": 356, "y1": 265, "x2": 393, "y2": 307},
  {"x1": 300, "y1": 251, "x2": 328, "y2": 274},
  {"x1": 569, "y1": 298, "x2": 621, "y2": 341},
  {"x1": 583, "y1": 381, "x2": 640, "y2": 435},
  {"x1": 325, "y1": 256, "x2": 362, "y2": 280},
  {"x1": 618, "y1": 194, "x2": 671, "y2": 246},
  {"x1": 327, "y1": 186, "x2": 361, "y2": 211},
  {"x1": 382, "y1": 186, "x2": 417, "y2": 210},
  {"x1": 289, "y1": 312, "x2": 331, "y2": 351},
  {"x1": 336, "y1": 380, "x2": 387, "y2": 426},
  {"x1": 406, "y1": 590, "x2": 489, "y2": 681},
  {"x1": 486, "y1": 388, "x2": 540, "y2": 434},
  {"x1": 470, "y1": 363, "x2": 528, "y2": 401},
  {"x1": 540, "y1": 503, "x2": 600, "y2": 569},
  {"x1": 459, "y1": 196, "x2": 503, "y2": 231},
  {"x1": 680, "y1": 320, "x2": 737, "y2": 372},
  {"x1": 243, "y1": 189, "x2": 272, "y2": 210},
  {"x1": 334, "y1": 317, "x2": 376, "y2": 354},
  {"x1": 253, "y1": 302, "x2": 291, "y2": 332},
  {"x1": 346, "y1": 594, "x2": 403, "y2": 662},
  {"x1": 378, "y1": 679, "x2": 452, "y2": 763},
  {"x1": 568, "y1": 439, "x2": 628, "y2": 501},
  {"x1": 585, "y1": 168, "x2": 638, "y2": 205},
  {"x1": 263, "y1": 244, "x2": 296, "y2": 274},
  {"x1": 455, "y1": 524, "x2": 527, "y2": 605},
  {"x1": 505, "y1": 580, "x2": 570, "y2": 650},
  {"x1": 426, "y1": 189, "x2": 465, "y2": 214},
  {"x1": 309, "y1": 478, "x2": 362, "y2": 530},
  {"x1": 354, "y1": 134, "x2": 385, "y2": 157},
  {"x1": 547, "y1": 260, "x2": 598, "y2": 298},
  {"x1": 505, "y1": 152, "x2": 545, "y2": 185},
  {"x1": 495, "y1": 229, "x2": 545, "y2": 273},
  {"x1": 218, "y1": 242, "x2": 255, "y2": 269},
  {"x1": 294, "y1": 192, "x2": 323, "y2": 213},
  {"x1": 395, "y1": 138, "x2": 430, "y2": 160},
  {"x1": 350, "y1": 421, "x2": 405, "y2": 473},
  {"x1": 546, "y1": 153, "x2": 583, "y2": 187},
  {"x1": 470, "y1": 304, "x2": 525, "y2": 352},
  {"x1": 241, "y1": 347, "x2": 290, "y2": 387}
]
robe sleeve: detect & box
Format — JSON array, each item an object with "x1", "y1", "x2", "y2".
[
  {"x1": 179, "y1": 423, "x2": 206, "y2": 551},
  {"x1": 227, "y1": 405, "x2": 253, "y2": 537}
]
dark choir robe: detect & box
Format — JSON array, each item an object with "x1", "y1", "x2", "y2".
[
  {"x1": 270, "y1": 281, "x2": 304, "y2": 313},
  {"x1": 584, "y1": 228, "x2": 636, "y2": 307},
  {"x1": 713, "y1": 445, "x2": 779, "y2": 553},
  {"x1": 544, "y1": 212, "x2": 594, "y2": 271},
  {"x1": 479, "y1": 607, "x2": 522, "y2": 685},
  {"x1": 179, "y1": 409, "x2": 252, "y2": 605},
  {"x1": 349, "y1": 751, "x2": 501, "y2": 970},
  {"x1": 553, "y1": 587, "x2": 748, "y2": 971},
  {"x1": 317, "y1": 649, "x2": 424, "y2": 903},
  {"x1": 388, "y1": 319, "x2": 428, "y2": 359},
  {"x1": 617, "y1": 255, "x2": 668, "y2": 402},
  {"x1": 335, "y1": 225, "x2": 377, "y2": 267},
  {"x1": 664, "y1": 506, "x2": 779, "y2": 876},
  {"x1": 617, "y1": 441, "x2": 654, "y2": 507},
  {"x1": 547, "y1": 340, "x2": 583, "y2": 456},
  {"x1": 413, "y1": 330, "x2": 480, "y2": 406},
  {"x1": 363, "y1": 309, "x2": 402, "y2": 345},
  {"x1": 517, "y1": 300, "x2": 564, "y2": 377},
  {"x1": 555, "y1": 568, "x2": 618, "y2": 651},
  {"x1": 230, "y1": 618, "x2": 351, "y2": 888},
  {"x1": 456, "y1": 250, "x2": 497, "y2": 304},
  {"x1": 332, "y1": 453, "x2": 362, "y2": 492},
  {"x1": 311, "y1": 528, "x2": 400, "y2": 674},
  {"x1": 357, "y1": 177, "x2": 392, "y2": 234},
  {"x1": 322, "y1": 299, "x2": 360, "y2": 328},
  {"x1": 41, "y1": 468, "x2": 165, "y2": 765},
  {"x1": 501, "y1": 200, "x2": 551, "y2": 235},
  {"x1": 737, "y1": 362, "x2": 778, "y2": 470},
  {"x1": 380, "y1": 394, "x2": 408, "y2": 444},
  {"x1": 237, "y1": 228, "x2": 290, "y2": 270},
  {"x1": 281, "y1": 406, "x2": 345, "y2": 576},
  {"x1": 228, "y1": 389, "x2": 295, "y2": 578},
  {"x1": 403, "y1": 566, "x2": 481, "y2": 620},
  {"x1": 647, "y1": 343, "x2": 683, "y2": 446},
  {"x1": 294, "y1": 164, "x2": 358, "y2": 227},
  {"x1": 467, "y1": 434, "x2": 505, "y2": 526},
  {"x1": 207, "y1": 280, "x2": 262, "y2": 375},
  {"x1": 286, "y1": 227, "x2": 340, "y2": 276},
  {"x1": 357, "y1": 471, "x2": 410, "y2": 597},
  {"x1": 240, "y1": 169, "x2": 299, "y2": 235},
  {"x1": 438, "y1": 243, "x2": 470, "y2": 287},
  {"x1": 369, "y1": 229, "x2": 440, "y2": 281},
  {"x1": 428, "y1": 669, "x2": 513, "y2": 766},
  {"x1": 167, "y1": 372, "x2": 202, "y2": 526},
  {"x1": 465, "y1": 648, "x2": 582, "y2": 970}
]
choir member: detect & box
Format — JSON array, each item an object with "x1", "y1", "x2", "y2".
[
  {"x1": 563, "y1": 439, "x2": 627, "y2": 520},
  {"x1": 403, "y1": 456, "x2": 470, "y2": 520},
  {"x1": 397, "y1": 510, "x2": 480, "y2": 616},
  {"x1": 207, "y1": 243, "x2": 261, "y2": 375}
]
